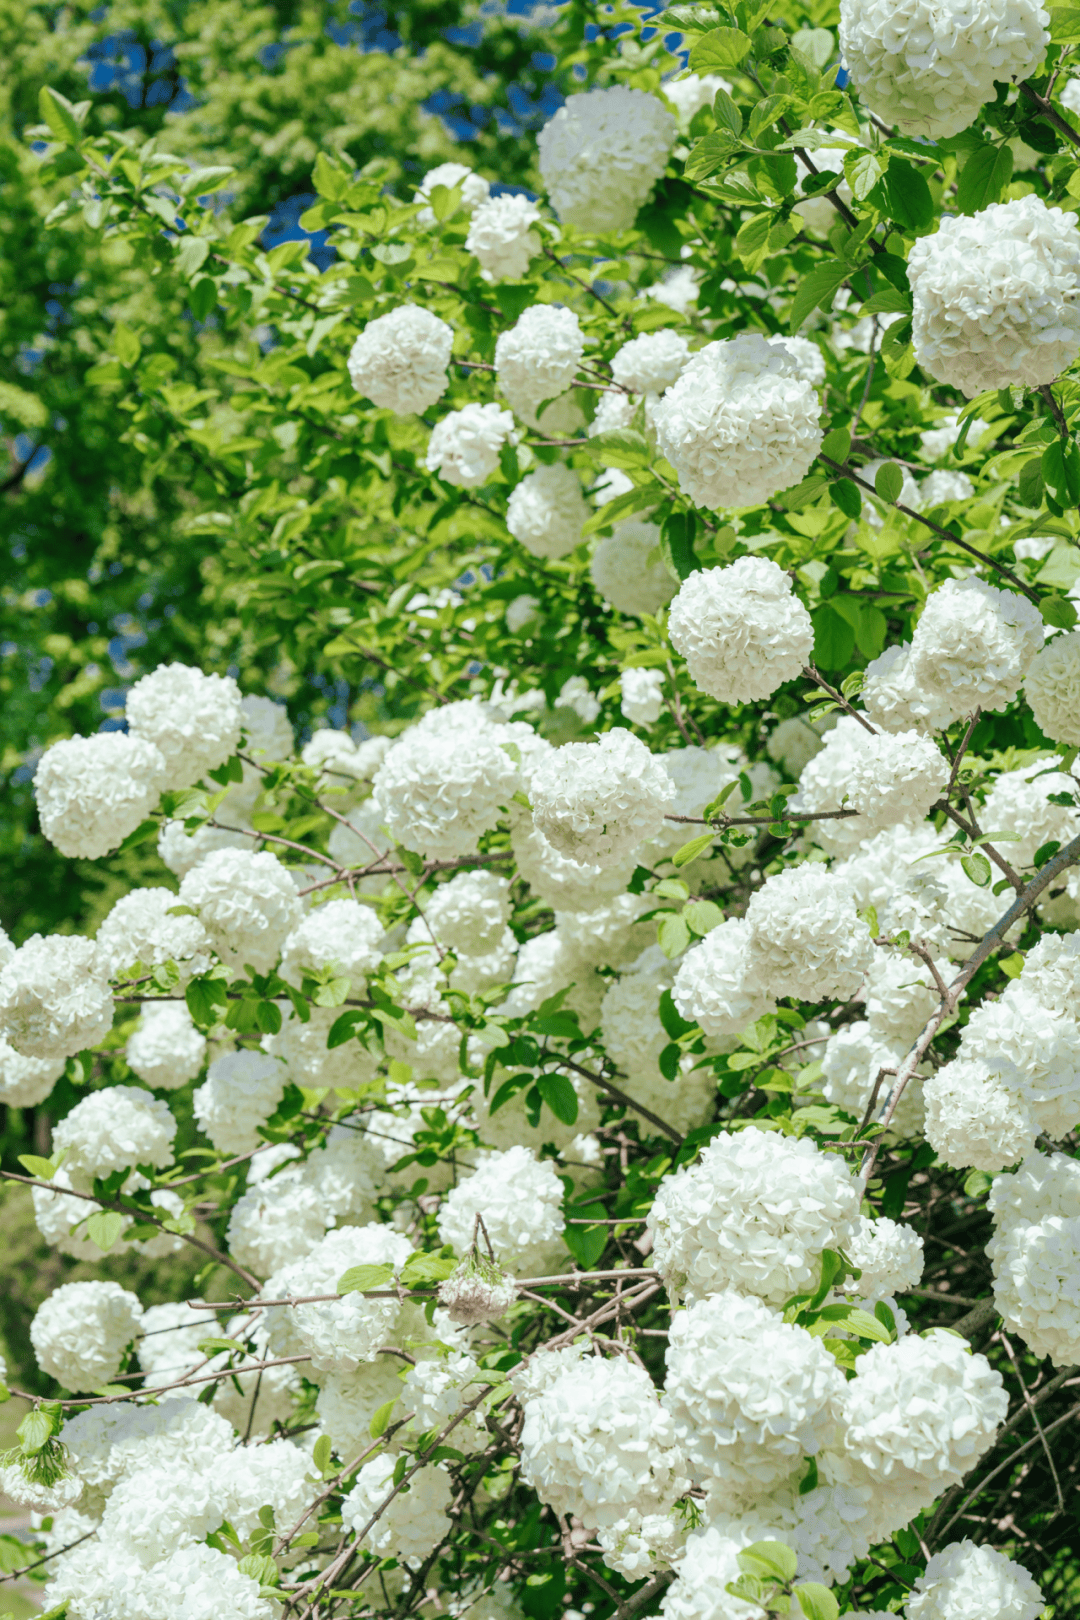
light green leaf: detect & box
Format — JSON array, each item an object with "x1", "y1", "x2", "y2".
[
  {"x1": 657, "y1": 913, "x2": 692, "y2": 960},
  {"x1": 84, "y1": 1210, "x2": 127, "y2": 1252},
  {"x1": 795, "y1": 1583, "x2": 840, "y2": 1620},
  {"x1": 738, "y1": 1540, "x2": 798, "y2": 1583},
  {"x1": 689, "y1": 27, "x2": 752, "y2": 71},
  {"x1": 672, "y1": 832, "x2": 716, "y2": 868},
  {"x1": 338, "y1": 1263, "x2": 395, "y2": 1294},
  {"x1": 38, "y1": 85, "x2": 80, "y2": 144}
]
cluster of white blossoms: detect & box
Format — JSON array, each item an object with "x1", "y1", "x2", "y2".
[
  {"x1": 426, "y1": 402, "x2": 517, "y2": 488},
  {"x1": 347, "y1": 303, "x2": 454, "y2": 415},
  {"x1": 668, "y1": 557, "x2": 814, "y2": 703},
  {"x1": 536, "y1": 84, "x2": 677, "y2": 232}
]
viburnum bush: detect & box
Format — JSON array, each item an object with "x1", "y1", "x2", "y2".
[{"x1": 9, "y1": 1, "x2": 1080, "y2": 1617}]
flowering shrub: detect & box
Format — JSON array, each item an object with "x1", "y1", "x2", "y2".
[{"x1": 8, "y1": 2, "x2": 1080, "y2": 1617}]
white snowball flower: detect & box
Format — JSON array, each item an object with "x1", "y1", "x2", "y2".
[
  {"x1": 264, "y1": 1223, "x2": 412, "y2": 1373},
  {"x1": 611, "y1": 330, "x2": 690, "y2": 395},
  {"x1": 96, "y1": 886, "x2": 213, "y2": 983},
  {"x1": 846, "y1": 1215, "x2": 924, "y2": 1297},
  {"x1": 316, "y1": 1357, "x2": 404, "y2": 1458},
  {"x1": 839, "y1": 0, "x2": 1049, "y2": 140},
  {"x1": 924, "y1": 1057, "x2": 1037, "y2": 1171},
  {"x1": 31, "y1": 1280, "x2": 144, "y2": 1392},
  {"x1": 101, "y1": 1460, "x2": 228, "y2": 1562},
  {"x1": 0, "y1": 1461, "x2": 82, "y2": 1514},
  {"x1": 989, "y1": 1201, "x2": 1080, "y2": 1366},
  {"x1": 664, "y1": 1291, "x2": 845, "y2": 1503},
  {"x1": 437, "y1": 1145, "x2": 565, "y2": 1275},
  {"x1": 861, "y1": 642, "x2": 961, "y2": 734},
  {"x1": 422, "y1": 870, "x2": 511, "y2": 955},
  {"x1": 920, "y1": 412, "x2": 990, "y2": 461},
  {"x1": 219, "y1": 1436, "x2": 321, "y2": 1538},
  {"x1": 907, "y1": 1539, "x2": 1045, "y2": 1620},
  {"x1": 33, "y1": 732, "x2": 165, "y2": 859},
  {"x1": 537, "y1": 85, "x2": 677, "y2": 231},
  {"x1": 794, "y1": 720, "x2": 950, "y2": 850},
  {"x1": 647, "y1": 264, "x2": 701, "y2": 316},
  {"x1": 766, "y1": 333, "x2": 827, "y2": 386},
  {"x1": 767, "y1": 713, "x2": 836, "y2": 777},
  {"x1": 506, "y1": 594, "x2": 541, "y2": 632},
  {"x1": 668, "y1": 558, "x2": 814, "y2": 703},
  {"x1": 530, "y1": 728, "x2": 675, "y2": 867},
  {"x1": 620, "y1": 667, "x2": 666, "y2": 725},
  {"x1": 279, "y1": 897, "x2": 384, "y2": 990},
  {"x1": 495, "y1": 304, "x2": 584, "y2": 417},
  {"x1": 591, "y1": 521, "x2": 676, "y2": 617},
  {"x1": 342, "y1": 1454, "x2": 452, "y2": 1565},
  {"x1": 519, "y1": 1353, "x2": 686, "y2": 1529},
  {"x1": 745, "y1": 862, "x2": 874, "y2": 1002},
  {"x1": 347, "y1": 304, "x2": 454, "y2": 415},
  {"x1": 465, "y1": 192, "x2": 542, "y2": 281},
  {"x1": 178, "y1": 847, "x2": 301, "y2": 976},
  {"x1": 58, "y1": 1539, "x2": 277, "y2": 1620},
  {"x1": 437, "y1": 1254, "x2": 518, "y2": 1326},
  {"x1": 425, "y1": 402, "x2": 517, "y2": 488},
  {"x1": 1020, "y1": 931, "x2": 1080, "y2": 1015},
  {"x1": 414, "y1": 161, "x2": 490, "y2": 222},
  {"x1": 651, "y1": 334, "x2": 823, "y2": 510},
  {"x1": 590, "y1": 388, "x2": 639, "y2": 436},
  {"x1": 821, "y1": 1019, "x2": 925, "y2": 1138},
  {"x1": 53, "y1": 1085, "x2": 176, "y2": 1181},
  {"x1": 59, "y1": 1394, "x2": 235, "y2": 1507},
  {"x1": 920, "y1": 468, "x2": 974, "y2": 506},
  {"x1": 648, "y1": 1128, "x2": 861, "y2": 1304},
  {"x1": 510, "y1": 808, "x2": 637, "y2": 913},
  {"x1": 864, "y1": 949, "x2": 942, "y2": 1046},
  {"x1": 0, "y1": 1037, "x2": 63, "y2": 1107},
  {"x1": 908, "y1": 577, "x2": 1044, "y2": 718},
  {"x1": 506, "y1": 462, "x2": 589, "y2": 560},
  {"x1": 671, "y1": 918, "x2": 776, "y2": 1039},
  {"x1": 1025, "y1": 630, "x2": 1080, "y2": 746},
  {"x1": 662, "y1": 71, "x2": 731, "y2": 130},
  {"x1": 193, "y1": 1048, "x2": 286, "y2": 1156},
  {"x1": 402, "y1": 1348, "x2": 488, "y2": 1450},
  {"x1": 960, "y1": 979, "x2": 1080, "y2": 1136},
  {"x1": 908, "y1": 196, "x2": 1080, "y2": 396},
  {"x1": 125, "y1": 661, "x2": 243, "y2": 789},
  {"x1": 372, "y1": 725, "x2": 519, "y2": 859},
  {"x1": 0, "y1": 933, "x2": 113, "y2": 1060},
  {"x1": 225, "y1": 1167, "x2": 327, "y2": 1274},
  {"x1": 840, "y1": 1329, "x2": 1006, "y2": 1494},
  {"x1": 157, "y1": 816, "x2": 254, "y2": 880}
]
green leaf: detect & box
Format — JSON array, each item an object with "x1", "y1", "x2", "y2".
[
  {"x1": 659, "y1": 990, "x2": 697, "y2": 1040},
  {"x1": 657, "y1": 913, "x2": 691, "y2": 960},
  {"x1": 874, "y1": 462, "x2": 904, "y2": 504},
  {"x1": 1000, "y1": 952, "x2": 1025, "y2": 980},
  {"x1": 660, "y1": 510, "x2": 697, "y2": 580},
  {"x1": 795, "y1": 1583, "x2": 840, "y2": 1620},
  {"x1": 18, "y1": 1155, "x2": 58, "y2": 1181},
  {"x1": 400, "y1": 1250, "x2": 458, "y2": 1287},
  {"x1": 1051, "y1": 5, "x2": 1080, "y2": 41},
  {"x1": 879, "y1": 316, "x2": 915, "y2": 380},
  {"x1": 684, "y1": 899, "x2": 724, "y2": 936},
  {"x1": 1018, "y1": 457, "x2": 1044, "y2": 506},
  {"x1": 689, "y1": 27, "x2": 752, "y2": 71},
  {"x1": 859, "y1": 286, "x2": 912, "y2": 316},
  {"x1": 672, "y1": 832, "x2": 716, "y2": 867},
  {"x1": 838, "y1": 1305, "x2": 894, "y2": 1343},
  {"x1": 189, "y1": 278, "x2": 217, "y2": 322},
  {"x1": 115, "y1": 817, "x2": 161, "y2": 854},
  {"x1": 734, "y1": 211, "x2": 773, "y2": 272},
  {"x1": 38, "y1": 85, "x2": 80, "y2": 144},
  {"x1": 961, "y1": 851, "x2": 992, "y2": 888},
  {"x1": 564, "y1": 1222, "x2": 607, "y2": 1269},
  {"x1": 956, "y1": 142, "x2": 1014, "y2": 215},
  {"x1": 537, "y1": 1072, "x2": 579, "y2": 1126},
  {"x1": 196, "y1": 1337, "x2": 246, "y2": 1356},
  {"x1": 175, "y1": 235, "x2": 211, "y2": 280},
  {"x1": 589, "y1": 429, "x2": 652, "y2": 470},
  {"x1": 313, "y1": 151, "x2": 349, "y2": 201},
  {"x1": 871, "y1": 159, "x2": 934, "y2": 231},
  {"x1": 1042, "y1": 438, "x2": 1080, "y2": 506},
  {"x1": 712, "y1": 88, "x2": 743, "y2": 136},
  {"x1": 84, "y1": 1210, "x2": 126, "y2": 1252},
  {"x1": 820, "y1": 426, "x2": 851, "y2": 464},
  {"x1": 238, "y1": 1553, "x2": 280, "y2": 1587},
  {"x1": 738, "y1": 1540, "x2": 798, "y2": 1583},
  {"x1": 842, "y1": 147, "x2": 888, "y2": 200},
  {"x1": 17, "y1": 1409, "x2": 53, "y2": 1456},
  {"x1": 338, "y1": 1262, "x2": 395, "y2": 1294},
  {"x1": 965, "y1": 1169, "x2": 995, "y2": 1199},
  {"x1": 311, "y1": 1432, "x2": 334, "y2": 1476},
  {"x1": 684, "y1": 130, "x2": 739, "y2": 182},
  {"x1": 812, "y1": 604, "x2": 856, "y2": 670},
  {"x1": 829, "y1": 478, "x2": 861, "y2": 520},
  {"x1": 789, "y1": 261, "x2": 850, "y2": 334}
]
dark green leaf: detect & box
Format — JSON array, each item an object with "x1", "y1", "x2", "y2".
[
  {"x1": 659, "y1": 990, "x2": 697, "y2": 1040},
  {"x1": 1042, "y1": 439, "x2": 1080, "y2": 506},
  {"x1": 1018, "y1": 457, "x2": 1044, "y2": 506},
  {"x1": 684, "y1": 130, "x2": 739, "y2": 182},
  {"x1": 537, "y1": 1072, "x2": 579, "y2": 1126},
  {"x1": 874, "y1": 462, "x2": 904, "y2": 503},
  {"x1": 956, "y1": 142, "x2": 1014, "y2": 214},
  {"x1": 812, "y1": 605, "x2": 856, "y2": 670},
  {"x1": 829, "y1": 478, "x2": 861, "y2": 520},
  {"x1": 789, "y1": 261, "x2": 850, "y2": 334},
  {"x1": 961, "y1": 851, "x2": 992, "y2": 887},
  {"x1": 563, "y1": 1222, "x2": 607, "y2": 1269}
]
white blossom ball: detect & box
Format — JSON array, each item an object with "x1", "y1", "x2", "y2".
[
  {"x1": 506, "y1": 462, "x2": 589, "y2": 560},
  {"x1": 820, "y1": 1020, "x2": 925, "y2": 1139},
  {"x1": 530, "y1": 728, "x2": 675, "y2": 867},
  {"x1": 908, "y1": 196, "x2": 1080, "y2": 396},
  {"x1": 465, "y1": 193, "x2": 542, "y2": 281},
  {"x1": 342, "y1": 1454, "x2": 451, "y2": 1566},
  {"x1": 537, "y1": 86, "x2": 677, "y2": 232},
  {"x1": 767, "y1": 714, "x2": 836, "y2": 776},
  {"x1": 495, "y1": 305, "x2": 584, "y2": 418},
  {"x1": 437, "y1": 1145, "x2": 565, "y2": 1275},
  {"x1": 0, "y1": 933, "x2": 113, "y2": 1060},
  {"x1": 651, "y1": 334, "x2": 823, "y2": 511},
  {"x1": 924, "y1": 1057, "x2": 1037, "y2": 1171},
  {"x1": 372, "y1": 726, "x2": 519, "y2": 859},
  {"x1": 426, "y1": 402, "x2": 517, "y2": 488},
  {"x1": 347, "y1": 304, "x2": 454, "y2": 416},
  {"x1": 157, "y1": 816, "x2": 254, "y2": 880},
  {"x1": 620, "y1": 667, "x2": 666, "y2": 725},
  {"x1": 663, "y1": 1291, "x2": 845, "y2": 1502},
  {"x1": 672, "y1": 918, "x2": 776, "y2": 1039},
  {"x1": 224, "y1": 1167, "x2": 327, "y2": 1275},
  {"x1": 839, "y1": 0, "x2": 1049, "y2": 140},
  {"x1": 34, "y1": 732, "x2": 165, "y2": 859},
  {"x1": 960, "y1": 980, "x2": 1080, "y2": 1136},
  {"x1": 510, "y1": 808, "x2": 636, "y2": 913},
  {"x1": 506, "y1": 594, "x2": 541, "y2": 633},
  {"x1": 920, "y1": 468, "x2": 974, "y2": 506},
  {"x1": 668, "y1": 558, "x2": 814, "y2": 704},
  {"x1": 31, "y1": 1280, "x2": 144, "y2": 1392},
  {"x1": 908, "y1": 578, "x2": 1044, "y2": 719},
  {"x1": 907, "y1": 1539, "x2": 1045, "y2": 1620},
  {"x1": 648, "y1": 1129, "x2": 861, "y2": 1304},
  {"x1": 53, "y1": 1084, "x2": 176, "y2": 1181},
  {"x1": 125, "y1": 661, "x2": 243, "y2": 789},
  {"x1": 96, "y1": 886, "x2": 213, "y2": 984},
  {"x1": 178, "y1": 847, "x2": 301, "y2": 976},
  {"x1": 847, "y1": 1215, "x2": 924, "y2": 1298},
  {"x1": 863, "y1": 949, "x2": 942, "y2": 1046},
  {"x1": 264, "y1": 1223, "x2": 411, "y2": 1373},
  {"x1": 611, "y1": 331, "x2": 690, "y2": 395},
  {"x1": 316, "y1": 1357, "x2": 404, "y2": 1459},
  {"x1": 124, "y1": 1002, "x2": 206, "y2": 1090},
  {"x1": 861, "y1": 642, "x2": 961, "y2": 734},
  {"x1": 415, "y1": 161, "x2": 490, "y2": 222},
  {"x1": 193, "y1": 1048, "x2": 286, "y2": 1156},
  {"x1": 1025, "y1": 630, "x2": 1080, "y2": 746},
  {"x1": 745, "y1": 862, "x2": 874, "y2": 1002},
  {"x1": 661, "y1": 1520, "x2": 801, "y2": 1620},
  {"x1": 1019, "y1": 932, "x2": 1080, "y2": 1016},
  {"x1": 279, "y1": 898, "x2": 384, "y2": 991},
  {"x1": 423, "y1": 870, "x2": 511, "y2": 955},
  {"x1": 0, "y1": 1038, "x2": 63, "y2": 1107},
  {"x1": 591, "y1": 521, "x2": 676, "y2": 616},
  {"x1": 841, "y1": 1329, "x2": 1006, "y2": 1494},
  {"x1": 989, "y1": 1206, "x2": 1080, "y2": 1366},
  {"x1": 767, "y1": 333, "x2": 827, "y2": 387},
  {"x1": 519, "y1": 1353, "x2": 686, "y2": 1529}
]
